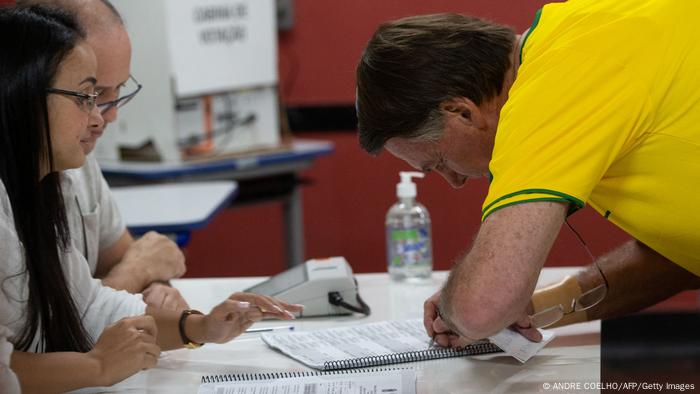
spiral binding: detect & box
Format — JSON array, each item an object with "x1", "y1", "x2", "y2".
[
  {"x1": 201, "y1": 367, "x2": 407, "y2": 383},
  {"x1": 201, "y1": 343, "x2": 501, "y2": 383},
  {"x1": 322, "y1": 341, "x2": 501, "y2": 371}
]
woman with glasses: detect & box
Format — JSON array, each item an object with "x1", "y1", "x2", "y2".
[
  {"x1": 0, "y1": 6, "x2": 301, "y2": 393},
  {"x1": 20, "y1": 0, "x2": 190, "y2": 314}
]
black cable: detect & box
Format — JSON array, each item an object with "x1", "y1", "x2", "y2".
[
  {"x1": 328, "y1": 291, "x2": 371, "y2": 315},
  {"x1": 327, "y1": 278, "x2": 371, "y2": 316}
]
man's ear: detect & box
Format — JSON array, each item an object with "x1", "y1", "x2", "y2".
[{"x1": 439, "y1": 97, "x2": 482, "y2": 126}]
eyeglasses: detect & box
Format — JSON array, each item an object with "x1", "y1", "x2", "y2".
[
  {"x1": 96, "y1": 74, "x2": 142, "y2": 114},
  {"x1": 530, "y1": 220, "x2": 610, "y2": 328},
  {"x1": 46, "y1": 87, "x2": 99, "y2": 113}
]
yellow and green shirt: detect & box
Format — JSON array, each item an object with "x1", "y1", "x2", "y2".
[{"x1": 483, "y1": 0, "x2": 700, "y2": 276}]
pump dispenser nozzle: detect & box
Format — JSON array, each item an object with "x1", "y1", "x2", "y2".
[{"x1": 397, "y1": 171, "x2": 424, "y2": 199}]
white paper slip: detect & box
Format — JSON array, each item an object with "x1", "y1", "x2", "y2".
[
  {"x1": 488, "y1": 328, "x2": 555, "y2": 363},
  {"x1": 197, "y1": 369, "x2": 416, "y2": 394}
]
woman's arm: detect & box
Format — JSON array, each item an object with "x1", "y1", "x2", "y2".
[
  {"x1": 11, "y1": 351, "x2": 102, "y2": 394},
  {"x1": 11, "y1": 315, "x2": 159, "y2": 394},
  {"x1": 148, "y1": 292, "x2": 304, "y2": 350}
]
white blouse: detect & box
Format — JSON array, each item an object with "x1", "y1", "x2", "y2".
[
  {"x1": 0, "y1": 178, "x2": 146, "y2": 352},
  {"x1": 0, "y1": 325, "x2": 20, "y2": 394}
]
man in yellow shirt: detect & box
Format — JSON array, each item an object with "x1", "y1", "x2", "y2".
[{"x1": 356, "y1": 0, "x2": 700, "y2": 346}]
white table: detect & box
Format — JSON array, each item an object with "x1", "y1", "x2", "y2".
[
  {"x1": 112, "y1": 181, "x2": 238, "y2": 234},
  {"x1": 112, "y1": 181, "x2": 238, "y2": 246},
  {"x1": 74, "y1": 268, "x2": 600, "y2": 393}
]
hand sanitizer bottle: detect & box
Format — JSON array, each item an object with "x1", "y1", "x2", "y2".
[{"x1": 386, "y1": 172, "x2": 433, "y2": 281}]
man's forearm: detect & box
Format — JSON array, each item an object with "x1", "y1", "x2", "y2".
[
  {"x1": 96, "y1": 231, "x2": 148, "y2": 292},
  {"x1": 585, "y1": 240, "x2": 700, "y2": 320},
  {"x1": 532, "y1": 240, "x2": 700, "y2": 325},
  {"x1": 100, "y1": 262, "x2": 150, "y2": 293},
  {"x1": 441, "y1": 202, "x2": 568, "y2": 339},
  {"x1": 96, "y1": 231, "x2": 185, "y2": 294},
  {"x1": 11, "y1": 351, "x2": 102, "y2": 393}
]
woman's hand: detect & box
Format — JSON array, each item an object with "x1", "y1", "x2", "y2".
[
  {"x1": 188, "y1": 292, "x2": 304, "y2": 344},
  {"x1": 86, "y1": 315, "x2": 161, "y2": 386}
]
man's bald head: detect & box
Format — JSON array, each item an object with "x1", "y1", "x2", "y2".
[{"x1": 17, "y1": 0, "x2": 122, "y2": 35}]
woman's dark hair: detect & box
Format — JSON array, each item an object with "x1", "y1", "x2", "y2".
[
  {"x1": 0, "y1": 5, "x2": 92, "y2": 352},
  {"x1": 356, "y1": 13, "x2": 515, "y2": 154}
]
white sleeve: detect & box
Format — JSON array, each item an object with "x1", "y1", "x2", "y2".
[
  {"x1": 89, "y1": 156, "x2": 126, "y2": 250},
  {"x1": 63, "y1": 247, "x2": 146, "y2": 343},
  {"x1": 0, "y1": 206, "x2": 31, "y2": 340},
  {"x1": 0, "y1": 229, "x2": 20, "y2": 393},
  {"x1": 80, "y1": 279, "x2": 148, "y2": 343},
  {"x1": 0, "y1": 325, "x2": 20, "y2": 394}
]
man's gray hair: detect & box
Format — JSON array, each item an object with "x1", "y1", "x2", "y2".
[{"x1": 356, "y1": 13, "x2": 515, "y2": 155}]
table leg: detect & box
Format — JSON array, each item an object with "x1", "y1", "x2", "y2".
[{"x1": 283, "y1": 182, "x2": 304, "y2": 267}]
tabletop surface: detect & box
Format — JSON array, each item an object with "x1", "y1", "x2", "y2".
[
  {"x1": 72, "y1": 268, "x2": 601, "y2": 394},
  {"x1": 111, "y1": 181, "x2": 238, "y2": 233}
]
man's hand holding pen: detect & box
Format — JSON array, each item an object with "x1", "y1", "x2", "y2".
[
  {"x1": 423, "y1": 290, "x2": 474, "y2": 348},
  {"x1": 424, "y1": 289, "x2": 543, "y2": 348}
]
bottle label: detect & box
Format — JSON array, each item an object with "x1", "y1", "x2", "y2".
[{"x1": 387, "y1": 226, "x2": 432, "y2": 268}]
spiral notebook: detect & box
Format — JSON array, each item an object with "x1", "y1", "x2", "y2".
[
  {"x1": 198, "y1": 368, "x2": 416, "y2": 394},
  {"x1": 261, "y1": 319, "x2": 502, "y2": 370}
]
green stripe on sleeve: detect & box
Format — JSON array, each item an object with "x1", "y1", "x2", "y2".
[
  {"x1": 520, "y1": 8, "x2": 542, "y2": 64},
  {"x1": 482, "y1": 197, "x2": 583, "y2": 221},
  {"x1": 482, "y1": 188, "x2": 585, "y2": 221}
]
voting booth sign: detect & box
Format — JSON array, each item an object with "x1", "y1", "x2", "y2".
[{"x1": 96, "y1": 0, "x2": 280, "y2": 163}]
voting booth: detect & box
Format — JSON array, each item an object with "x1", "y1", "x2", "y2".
[{"x1": 96, "y1": 0, "x2": 280, "y2": 163}]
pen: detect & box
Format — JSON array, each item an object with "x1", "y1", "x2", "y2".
[
  {"x1": 428, "y1": 334, "x2": 436, "y2": 348},
  {"x1": 429, "y1": 306, "x2": 441, "y2": 347},
  {"x1": 245, "y1": 325, "x2": 295, "y2": 333}
]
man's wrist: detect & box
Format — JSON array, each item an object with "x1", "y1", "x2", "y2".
[{"x1": 102, "y1": 259, "x2": 151, "y2": 293}]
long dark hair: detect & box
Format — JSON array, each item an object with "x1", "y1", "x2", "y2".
[{"x1": 0, "y1": 5, "x2": 92, "y2": 352}]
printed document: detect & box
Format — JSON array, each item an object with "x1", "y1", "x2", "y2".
[{"x1": 197, "y1": 369, "x2": 416, "y2": 394}]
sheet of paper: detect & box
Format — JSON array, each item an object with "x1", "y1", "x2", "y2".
[
  {"x1": 197, "y1": 369, "x2": 416, "y2": 394},
  {"x1": 262, "y1": 319, "x2": 492, "y2": 369},
  {"x1": 261, "y1": 319, "x2": 443, "y2": 369},
  {"x1": 488, "y1": 328, "x2": 555, "y2": 363}
]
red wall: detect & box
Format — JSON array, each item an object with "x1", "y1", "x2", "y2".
[
  {"x1": 278, "y1": 0, "x2": 557, "y2": 105},
  {"x1": 184, "y1": 0, "x2": 632, "y2": 277}
]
